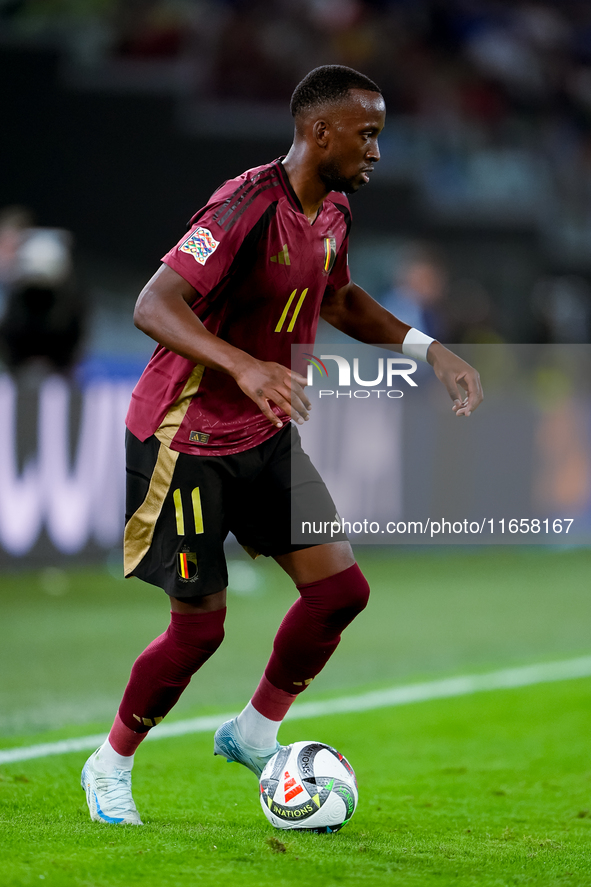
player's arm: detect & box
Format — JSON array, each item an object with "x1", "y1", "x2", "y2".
[
  {"x1": 134, "y1": 264, "x2": 311, "y2": 428},
  {"x1": 320, "y1": 280, "x2": 483, "y2": 417}
]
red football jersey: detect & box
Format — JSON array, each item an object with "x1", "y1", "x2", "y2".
[{"x1": 126, "y1": 158, "x2": 351, "y2": 455}]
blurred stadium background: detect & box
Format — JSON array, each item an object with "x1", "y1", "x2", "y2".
[{"x1": 0, "y1": 3, "x2": 590, "y2": 658}]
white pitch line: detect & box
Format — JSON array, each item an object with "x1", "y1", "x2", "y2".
[{"x1": 2, "y1": 655, "x2": 591, "y2": 766}]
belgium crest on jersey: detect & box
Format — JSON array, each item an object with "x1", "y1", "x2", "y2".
[{"x1": 323, "y1": 236, "x2": 337, "y2": 274}]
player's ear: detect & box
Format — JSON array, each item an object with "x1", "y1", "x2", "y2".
[{"x1": 313, "y1": 118, "x2": 330, "y2": 148}]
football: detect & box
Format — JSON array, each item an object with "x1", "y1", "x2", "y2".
[{"x1": 259, "y1": 741, "x2": 358, "y2": 832}]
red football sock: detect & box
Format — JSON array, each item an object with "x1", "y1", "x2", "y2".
[
  {"x1": 108, "y1": 712, "x2": 145, "y2": 757},
  {"x1": 261, "y1": 563, "x2": 369, "y2": 701},
  {"x1": 251, "y1": 675, "x2": 297, "y2": 722},
  {"x1": 116, "y1": 608, "x2": 226, "y2": 738}
]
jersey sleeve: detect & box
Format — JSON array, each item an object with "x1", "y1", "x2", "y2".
[{"x1": 161, "y1": 198, "x2": 259, "y2": 301}]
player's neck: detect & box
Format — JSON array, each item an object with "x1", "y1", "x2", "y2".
[{"x1": 281, "y1": 151, "x2": 328, "y2": 224}]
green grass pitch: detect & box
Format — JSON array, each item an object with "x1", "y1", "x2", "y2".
[{"x1": 1, "y1": 546, "x2": 591, "y2": 886}]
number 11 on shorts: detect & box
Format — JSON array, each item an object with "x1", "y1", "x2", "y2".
[{"x1": 173, "y1": 487, "x2": 204, "y2": 535}]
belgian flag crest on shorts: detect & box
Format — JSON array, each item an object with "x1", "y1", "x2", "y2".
[{"x1": 177, "y1": 550, "x2": 198, "y2": 580}]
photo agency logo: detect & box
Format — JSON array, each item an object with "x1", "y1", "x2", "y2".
[{"x1": 303, "y1": 352, "x2": 418, "y2": 399}]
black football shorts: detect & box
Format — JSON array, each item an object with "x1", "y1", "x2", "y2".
[{"x1": 123, "y1": 423, "x2": 347, "y2": 600}]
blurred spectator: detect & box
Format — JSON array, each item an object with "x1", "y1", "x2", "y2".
[
  {"x1": 531, "y1": 275, "x2": 591, "y2": 342},
  {"x1": 447, "y1": 277, "x2": 504, "y2": 344},
  {"x1": 381, "y1": 242, "x2": 451, "y2": 342},
  {"x1": 112, "y1": 0, "x2": 185, "y2": 59},
  {"x1": 0, "y1": 222, "x2": 86, "y2": 373}
]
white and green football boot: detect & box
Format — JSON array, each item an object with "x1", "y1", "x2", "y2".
[{"x1": 213, "y1": 718, "x2": 281, "y2": 778}]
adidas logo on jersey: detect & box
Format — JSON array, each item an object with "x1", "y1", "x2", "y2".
[{"x1": 270, "y1": 244, "x2": 290, "y2": 265}]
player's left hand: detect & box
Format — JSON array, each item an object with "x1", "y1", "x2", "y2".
[{"x1": 427, "y1": 342, "x2": 483, "y2": 417}]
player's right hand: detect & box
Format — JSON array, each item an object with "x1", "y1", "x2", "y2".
[{"x1": 234, "y1": 358, "x2": 311, "y2": 428}]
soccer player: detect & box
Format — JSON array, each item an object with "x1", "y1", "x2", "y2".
[{"x1": 81, "y1": 65, "x2": 482, "y2": 824}]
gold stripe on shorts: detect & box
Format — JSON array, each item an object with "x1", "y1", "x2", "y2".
[{"x1": 124, "y1": 442, "x2": 180, "y2": 576}]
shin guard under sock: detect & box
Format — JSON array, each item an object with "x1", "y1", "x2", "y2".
[
  {"x1": 117, "y1": 608, "x2": 226, "y2": 734},
  {"x1": 262, "y1": 563, "x2": 369, "y2": 697}
]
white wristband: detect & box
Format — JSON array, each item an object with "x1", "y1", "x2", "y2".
[{"x1": 402, "y1": 328, "x2": 435, "y2": 363}]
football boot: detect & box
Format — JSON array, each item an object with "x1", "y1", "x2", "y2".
[
  {"x1": 81, "y1": 749, "x2": 143, "y2": 825},
  {"x1": 213, "y1": 718, "x2": 281, "y2": 778}
]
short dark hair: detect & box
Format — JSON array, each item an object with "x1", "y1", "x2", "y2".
[{"x1": 290, "y1": 65, "x2": 382, "y2": 118}]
